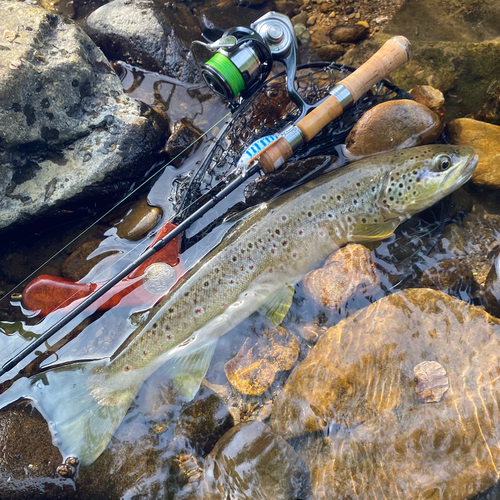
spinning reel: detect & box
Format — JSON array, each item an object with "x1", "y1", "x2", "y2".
[{"x1": 192, "y1": 12, "x2": 303, "y2": 110}]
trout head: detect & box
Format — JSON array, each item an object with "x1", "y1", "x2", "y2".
[{"x1": 377, "y1": 145, "x2": 477, "y2": 218}]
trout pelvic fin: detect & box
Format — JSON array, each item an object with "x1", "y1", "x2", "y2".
[
  {"x1": 258, "y1": 285, "x2": 295, "y2": 327},
  {"x1": 351, "y1": 219, "x2": 401, "y2": 242}
]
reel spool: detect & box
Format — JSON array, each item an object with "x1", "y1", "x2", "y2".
[{"x1": 192, "y1": 12, "x2": 298, "y2": 107}]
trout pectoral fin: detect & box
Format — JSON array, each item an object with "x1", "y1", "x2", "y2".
[
  {"x1": 258, "y1": 285, "x2": 295, "y2": 327},
  {"x1": 351, "y1": 219, "x2": 401, "y2": 242},
  {"x1": 157, "y1": 338, "x2": 218, "y2": 401}
]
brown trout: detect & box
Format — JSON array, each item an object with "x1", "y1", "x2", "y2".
[{"x1": 0, "y1": 145, "x2": 477, "y2": 465}]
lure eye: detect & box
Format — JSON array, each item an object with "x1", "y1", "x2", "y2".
[{"x1": 435, "y1": 155, "x2": 452, "y2": 171}]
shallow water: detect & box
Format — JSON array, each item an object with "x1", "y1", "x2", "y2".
[{"x1": 2, "y1": 0, "x2": 500, "y2": 498}]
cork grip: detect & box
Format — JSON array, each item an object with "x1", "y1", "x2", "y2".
[{"x1": 258, "y1": 36, "x2": 411, "y2": 173}]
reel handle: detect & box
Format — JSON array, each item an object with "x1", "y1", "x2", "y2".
[{"x1": 258, "y1": 36, "x2": 412, "y2": 173}]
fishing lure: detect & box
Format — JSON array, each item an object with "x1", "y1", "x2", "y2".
[{"x1": 236, "y1": 134, "x2": 281, "y2": 172}]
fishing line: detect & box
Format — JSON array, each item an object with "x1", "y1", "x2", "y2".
[{"x1": 0, "y1": 111, "x2": 232, "y2": 307}]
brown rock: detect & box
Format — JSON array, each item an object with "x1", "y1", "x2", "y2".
[
  {"x1": 302, "y1": 244, "x2": 380, "y2": 311},
  {"x1": 483, "y1": 255, "x2": 500, "y2": 318},
  {"x1": 61, "y1": 240, "x2": 118, "y2": 281},
  {"x1": 474, "y1": 85, "x2": 500, "y2": 125},
  {"x1": 0, "y1": 403, "x2": 76, "y2": 499},
  {"x1": 319, "y1": 2, "x2": 330, "y2": 13},
  {"x1": 420, "y1": 258, "x2": 475, "y2": 295},
  {"x1": 448, "y1": 118, "x2": 500, "y2": 189},
  {"x1": 414, "y1": 360, "x2": 449, "y2": 403},
  {"x1": 271, "y1": 288, "x2": 500, "y2": 498},
  {"x1": 345, "y1": 100, "x2": 444, "y2": 159},
  {"x1": 162, "y1": 118, "x2": 202, "y2": 167},
  {"x1": 116, "y1": 198, "x2": 162, "y2": 241},
  {"x1": 313, "y1": 43, "x2": 346, "y2": 61},
  {"x1": 409, "y1": 85, "x2": 445, "y2": 111},
  {"x1": 330, "y1": 24, "x2": 368, "y2": 43},
  {"x1": 224, "y1": 327, "x2": 300, "y2": 396}
]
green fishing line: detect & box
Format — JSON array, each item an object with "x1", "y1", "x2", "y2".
[{"x1": 205, "y1": 53, "x2": 245, "y2": 98}]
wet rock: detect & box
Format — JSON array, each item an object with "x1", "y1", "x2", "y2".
[
  {"x1": 483, "y1": 255, "x2": 500, "y2": 318},
  {"x1": 341, "y1": 33, "x2": 500, "y2": 119},
  {"x1": 162, "y1": 119, "x2": 202, "y2": 167},
  {"x1": 330, "y1": 24, "x2": 368, "y2": 44},
  {"x1": 224, "y1": 327, "x2": 300, "y2": 396},
  {"x1": 194, "y1": 421, "x2": 309, "y2": 500},
  {"x1": 244, "y1": 155, "x2": 335, "y2": 206},
  {"x1": 294, "y1": 24, "x2": 310, "y2": 44},
  {"x1": 409, "y1": 85, "x2": 445, "y2": 111},
  {"x1": 61, "y1": 240, "x2": 117, "y2": 281},
  {"x1": 303, "y1": 244, "x2": 381, "y2": 311},
  {"x1": 414, "y1": 360, "x2": 449, "y2": 403},
  {"x1": 174, "y1": 388, "x2": 232, "y2": 456},
  {"x1": 475, "y1": 85, "x2": 500, "y2": 126},
  {"x1": 84, "y1": 0, "x2": 201, "y2": 82},
  {"x1": 344, "y1": 100, "x2": 444, "y2": 159},
  {"x1": 116, "y1": 198, "x2": 162, "y2": 241},
  {"x1": 0, "y1": 2, "x2": 169, "y2": 232},
  {"x1": 448, "y1": 118, "x2": 500, "y2": 189},
  {"x1": 271, "y1": 288, "x2": 500, "y2": 498},
  {"x1": 0, "y1": 402, "x2": 76, "y2": 499},
  {"x1": 420, "y1": 258, "x2": 475, "y2": 296}
]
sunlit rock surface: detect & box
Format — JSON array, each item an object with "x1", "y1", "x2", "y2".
[
  {"x1": 302, "y1": 243, "x2": 381, "y2": 311},
  {"x1": 448, "y1": 118, "x2": 500, "y2": 190},
  {"x1": 271, "y1": 288, "x2": 500, "y2": 498},
  {"x1": 344, "y1": 99, "x2": 444, "y2": 159},
  {"x1": 189, "y1": 421, "x2": 309, "y2": 500},
  {"x1": 224, "y1": 326, "x2": 300, "y2": 396},
  {"x1": 0, "y1": 1, "x2": 169, "y2": 232}
]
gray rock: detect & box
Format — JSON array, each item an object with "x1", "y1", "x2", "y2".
[
  {"x1": 0, "y1": 1, "x2": 169, "y2": 231},
  {"x1": 84, "y1": 0, "x2": 201, "y2": 83}
]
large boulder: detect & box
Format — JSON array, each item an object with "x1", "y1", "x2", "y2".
[
  {"x1": 84, "y1": 0, "x2": 202, "y2": 82},
  {"x1": 0, "y1": 1, "x2": 169, "y2": 232},
  {"x1": 270, "y1": 288, "x2": 500, "y2": 498}
]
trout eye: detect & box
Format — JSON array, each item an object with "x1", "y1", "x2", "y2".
[{"x1": 434, "y1": 155, "x2": 452, "y2": 171}]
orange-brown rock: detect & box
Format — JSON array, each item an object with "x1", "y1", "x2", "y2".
[
  {"x1": 116, "y1": 198, "x2": 162, "y2": 241},
  {"x1": 224, "y1": 327, "x2": 300, "y2": 396},
  {"x1": 270, "y1": 288, "x2": 500, "y2": 499},
  {"x1": 448, "y1": 118, "x2": 500, "y2": 189},
  {"x1": 302, "y1": 244, "x2": 380, "y2": 311},
  {"x1": 409, "y1": 85, "x2": 444, "y2": 111},
  {"x1": 345, "y1": 99, "x2": 444, "y2": 159}
]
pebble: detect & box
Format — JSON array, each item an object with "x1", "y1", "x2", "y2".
[
  {"x1": 319, "y1": 3, "x2": 330, "y2": 13},
  {"x1": 116, "y1": 198, "x2": 162, "y2": 241},
  {"x1": 302, "y1": 244, "x2": 381, "y2": 311},
  {"x1": 420, "y1": 258, "x2": 475, "y2": 296},
  {"x1": 344, "y1": 99, "x2": 444, "y2": 159},
  {"x1": 294, "y1": 23, "x2": 311, "y2": 44},
  {"x1": 448, "y1": 118, "x2": 500, "y2": 189},
  {"x1": 330, "y1": 23, "x2": 368, "y2": 43},
  {"x1": 307, "y1": 15, "x2": 317, "y2": 25},
  {"x1": 224, "y1": 326, "x2": 300, "y2": 396}
]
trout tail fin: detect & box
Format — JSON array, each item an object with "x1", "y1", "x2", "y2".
[{"x1": 0, "y1": 359, "x2": 139, "y2": 466}]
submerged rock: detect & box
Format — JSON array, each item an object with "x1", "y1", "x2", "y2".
[
  {"x1": 483, "y1": 255, "x2": 500, "y2": 319},
  {"x1": 271, "y1": 288, "x2": 500, "y2": 498},
  {"x1": 409, "y1": 85, "x2": 445, "y2": 111},
  {"x1": 420, "y1": 258, "x2": 475, "y2": 297},
  {"x1": 192, "y1": 421, "x2": 309, "y2": 500},
  {"x1": 344, "y1": 100, "x2": 444, "y2": 159},
  {"x1": 162, "y1": 119, "x2": 202, "y2": 167},
  {"x1": 448, "y1": 118, "x2": 500, "y2": 189},
  {"x1": 0, "y1": 2, "x2": 169, "y2": 232},
  {"x1": 84, "y1": 0, "x2": 201, "y2": 82},
  {"x1": 224, "y1": 326, "x2": 300, "y2": 396},
  {"x1": 302, "y1": 244, "x2": 381, "y2": 311},
  {"x1": 330, "y1": 24, "x2": 368, "y2": 44},
  {"x1": 0, "y1": 403, "x2": 76, "y2": 499},
  {"x1": 475, "y1": 85, "x2": 500, "y2": 126}
]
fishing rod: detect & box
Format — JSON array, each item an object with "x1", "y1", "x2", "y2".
[{"x1": 0, "y1": 12, "x2": 411, "y2": 376}]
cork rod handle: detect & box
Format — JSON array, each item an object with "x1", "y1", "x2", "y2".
[{"x1": 259, "y1": 36, "x2": 411, "y2": 173}]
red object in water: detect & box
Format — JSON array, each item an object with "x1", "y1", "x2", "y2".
[{"x1": 22, "y1": 223, "x2": 184, "y2": 317}]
